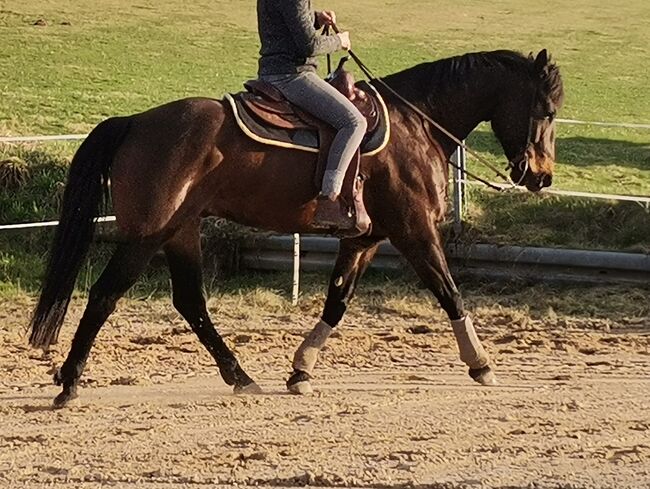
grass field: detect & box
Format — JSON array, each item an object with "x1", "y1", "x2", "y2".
[
  {"x1": 1, "y1": 0, "x2": 648, "y2": 189},
  {"x1": 1, "y1": 0, "x2": 649, "y2": 293}
]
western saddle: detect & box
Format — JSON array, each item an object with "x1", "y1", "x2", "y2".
[{"x1": 233, "y1": 58, "x2": 385, "y2": 236}]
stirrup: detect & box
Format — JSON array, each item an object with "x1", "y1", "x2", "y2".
[{"x1": 312, "y1": 195, "x2": 355, "y2": 230}]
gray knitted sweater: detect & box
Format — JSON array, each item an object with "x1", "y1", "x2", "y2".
[{"x1": 257, "y1": 0, "x2": 343, "y2": 75}]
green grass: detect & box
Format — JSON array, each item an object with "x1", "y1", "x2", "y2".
[
  {"x1": 1, "y1": 0, "x2": 648, "y2": 192},
  {"x1": 458, "y1": 188, "x2": 649, "y2": 253},
  {"x1": 1, "y1": 0, "x2": 648, "y2": 191},
  {"x1": 0, "y1": 0, "x2": 649, "y2": 294},
  {"x1": 1, "y1": 1, "x2": 649, "y2": 127}
]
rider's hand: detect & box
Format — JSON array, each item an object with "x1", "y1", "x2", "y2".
[
  {"x1": 316, "y1": 10, "x2": 337, "y2": 27},
  {"x1": 337, "y1": 31, "x2": 351, "y2": 51}
]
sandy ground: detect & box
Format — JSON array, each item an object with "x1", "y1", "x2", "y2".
[{"x1": 1, "y1": 295, "x2": 649, "y2": 489}]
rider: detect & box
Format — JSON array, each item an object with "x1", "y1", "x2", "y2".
[{"x1": 257, "y1": 0, "x2": 367, "y2": 231}]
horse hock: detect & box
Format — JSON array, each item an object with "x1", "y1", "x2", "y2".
[
  {"x1": 287, "y1": 320, "x2": 333, "y2": 395},
  {"x1": 451, "y1": 315, "x2": 497, "y2": 386}
]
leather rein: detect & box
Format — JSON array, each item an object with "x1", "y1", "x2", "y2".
[{"x1": 327, "y1": 24, "x2": 541, "y2": 191}]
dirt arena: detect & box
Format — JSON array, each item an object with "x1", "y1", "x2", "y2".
[{"x1": 1, "y1": 293, "x2": 649, "y2": 489}]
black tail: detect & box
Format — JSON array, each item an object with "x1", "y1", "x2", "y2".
[{"x1": 29, "y1": 116, "x2": 131, "y2": 349}]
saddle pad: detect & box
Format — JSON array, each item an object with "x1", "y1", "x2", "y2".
[{"x1": 225, "y1": 81, "x2": 390, "y2": 156}]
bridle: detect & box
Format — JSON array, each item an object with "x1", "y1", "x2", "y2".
[
  {"x1": 509, "y1": 106, "x2": 536, "y2": 187},
  {"x1": 328, "y1": 24, "x2": 548, "y2": 191},
  {"x1": 509, "y1": 82, "x2": 556, "y2": 187}
]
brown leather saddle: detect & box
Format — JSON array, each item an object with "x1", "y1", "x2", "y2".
[
  {"x1": 231, "y1": 67, "x2": 388, "y2": 158},
  {"x1": 241, "y1": 74, "x2": 380, "y2": 135},
  {"x1": 227, "y1": 62, "x2": 389, "y2": 236}
]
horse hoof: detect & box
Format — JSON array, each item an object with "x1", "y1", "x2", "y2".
[
  {"x1": 286, "y1": 370, "x2": 313, "y2": 395},
  {"x1": 234, "y1": 382, "x2": 263, "y2": 395},
  {"x1": 288, "y1": 380, "x2": 313, "y2": 395},
  {"x1": 52, "y1": 389, "x2": 77, "y2": 409},
  {"x1": 469, "y1": 366, "x2": 498, "y2": 386}
]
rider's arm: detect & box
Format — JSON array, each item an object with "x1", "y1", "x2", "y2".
[{"x1": 279, "y1": 1, "x2": 342, "y2": 57}]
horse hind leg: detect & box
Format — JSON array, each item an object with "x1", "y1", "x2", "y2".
[
  {"x1": 53, "y1": 241, "x2": 159, "y2": 408},
  {"x1": 287, "y1": 236, "x2": 381, "y2": 395},
  {"x1": 164, "y1": 220, "x2": 260, "y2": 394}
]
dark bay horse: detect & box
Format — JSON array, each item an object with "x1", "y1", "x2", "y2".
[{"x1": 29, "y1": 49, "x2": 564, "y2": 407}]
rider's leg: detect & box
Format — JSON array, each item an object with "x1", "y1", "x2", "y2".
[{"x1": 263, "y1": 71, "x2": 367, "y2": 214}]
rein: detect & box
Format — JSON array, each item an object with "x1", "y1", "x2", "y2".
[
  {"x1": 324, "y1": 25, "x2": 333, "y2": 75},
  {"x1": 329, "y1": 24, "x2": 518, "y2": 191}
]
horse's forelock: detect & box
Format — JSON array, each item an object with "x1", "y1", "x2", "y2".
[{"x1": 542, "y1": 63, "x2": 564, "y2": 108}]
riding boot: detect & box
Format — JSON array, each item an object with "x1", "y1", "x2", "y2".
[
  {"x1": 312, "y1": 194, "x2": 356, "y2": 230},
  {"x1": 312, "y1": 180, "x2": 371, "y2": 237}
]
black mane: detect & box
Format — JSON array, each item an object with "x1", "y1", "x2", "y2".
[
  {"x1": 428, "y1": 50, "x2": 532, "y2": 90},
  {"x1": 383, "y1": 50, "x2": 564, "y2": 106}
]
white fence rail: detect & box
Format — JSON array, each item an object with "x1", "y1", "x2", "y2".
[
  {"x1": 241, "y1": 235, "x2": 650, "y2": 284},
  {"x1": 0, "y1": 134, "x2": 87, "y2": 143},
  {"x1": 556, "y1": 119, "x2": 650, "y2": 130},
  {"x1": 0, "y1": 216, "x2": 116, "y2": 231},
  {"x1": 1, "y1": 127, "x2": 648, "y2": 232}
]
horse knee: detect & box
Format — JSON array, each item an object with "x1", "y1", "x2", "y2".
[
  {"x1": 172, "y1": 294, "x2": 204, "y2": 323},
  {"x1": 172, "y1": 295, "x2": 191, "y2": 318},
  {"x1": 438, "y1": 290, "x2": 464, "y2": 320},
  {"x1": 350, "y1": 114, "x2": 367, "y2": 135}
]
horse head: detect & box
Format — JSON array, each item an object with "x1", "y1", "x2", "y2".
[{"x1": 490, "y1": 49, "x2": 565, "y2": 191}]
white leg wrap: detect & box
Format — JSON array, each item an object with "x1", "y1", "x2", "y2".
[
  {"x1": 292, "y1": 320, "x2": 333, "y2": 375},
  {"x1": 451, "y1": 315, "x2": 490, "y2": 370}
]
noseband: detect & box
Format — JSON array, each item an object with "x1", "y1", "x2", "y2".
[{"x1": 509, "y1": 154, "x2": 530, "y2": 186}]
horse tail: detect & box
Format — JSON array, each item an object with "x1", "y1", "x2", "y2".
[{"x1": 29, "y1": 116, "x2": 131, "y2": 349}]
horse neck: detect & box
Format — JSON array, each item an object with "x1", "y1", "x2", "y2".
[{"x1": 380, "y1": 65, "x2": 502, "y2": 157}]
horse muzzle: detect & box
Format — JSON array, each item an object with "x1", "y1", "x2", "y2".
[{"x1": 509, "y1": 152, "x2": 554, "y2": 192}]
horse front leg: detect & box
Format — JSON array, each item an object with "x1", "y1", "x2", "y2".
[
  {"x1": 389, "y1": 221, "x2": 497, "y2": 386},
  {"x1": 287, "y1": 236, "x2": 381, "y2": 394}
]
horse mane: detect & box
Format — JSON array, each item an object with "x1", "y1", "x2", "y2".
[{"x1": 383, "y1": 50, "x2": 564, "y2": 107}]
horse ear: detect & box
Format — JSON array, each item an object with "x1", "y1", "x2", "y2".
[{"x1": 534, "y1": 49, "x2": 549, "y2": 74}]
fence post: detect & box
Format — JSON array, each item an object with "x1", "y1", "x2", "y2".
[
  {"x1": 451, "y1": 143, "x2": 467, "y2": 233},
  {"x1": 292, "y1": 233, "x2": 300, "y2": 305}
]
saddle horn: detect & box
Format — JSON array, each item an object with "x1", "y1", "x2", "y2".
[{"x1": 336, "y1": 55, "x2": 351, "y2": 73}]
